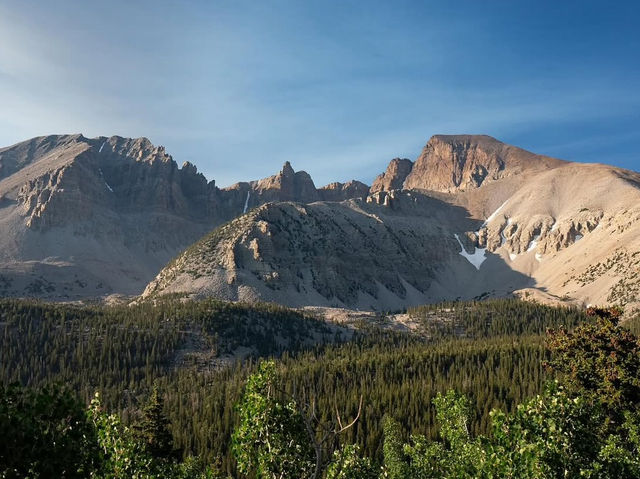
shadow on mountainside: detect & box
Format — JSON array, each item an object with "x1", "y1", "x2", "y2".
[{"x1": 194, "y1": 192, "x2": 542, "y2": 310}]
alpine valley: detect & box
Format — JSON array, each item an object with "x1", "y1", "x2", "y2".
[{"x1": 1, "y1": 133, "x2": 638, "y2": 315}]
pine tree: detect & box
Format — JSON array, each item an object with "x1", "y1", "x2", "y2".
[{"x1": 135, "y1": 385, "x2": 177, "y2": 460}]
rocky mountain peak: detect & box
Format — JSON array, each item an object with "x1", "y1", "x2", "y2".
[
  {"x1": 318, "y1": 180, "x2": 369, "y2": 201},
  {"x1": 249, "y1": 161, "x2": 318, "y2": 203},
  {"x1": 281, "y1": 161, "x2": 295, "y2": 177},
  {"x1": 403, "y1": 134, "x2": 565, "y2": 192},
  {"x1": 370, "y1": 158, "x2": 413, "y2": 193},
  {"x1": 181, "y1": 161, "x2": 198, "y2": 175}
]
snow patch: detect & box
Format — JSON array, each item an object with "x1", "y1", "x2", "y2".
[
  {"x1": 575, "y1": 234, "x2": 583, "y2": 241},
  {"x1": 551, "y1": 221, "x2": 559, "y2": 232},
  {"x1": 453, "y1": 234, "x2": 487, "y2": 270},
  {"x1": 482, "y1": 199, "x2": 509, "y2": 227},
  {"x1": 535, "y1": 253, "x2": 543, "y2": 262},
  {"x1": 500, "y1": 218, "x2": 513, "y2": 246},
  {"x1": 527, "y1": 235, "x2": 540, "y2": 252},
  {"x1": 243, "y1": 191, "x2": 251, "y2": 214},
  {"x1": 509, "y1": 253, "x2": 518, "y2": 261},
  {"x1": 98, "y1": 168, "x2": 114, "y2": 192},
  {"x1": 98, "y1": 141, "x2": 106, "y2": 153}
]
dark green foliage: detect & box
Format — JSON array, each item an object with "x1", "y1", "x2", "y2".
[
  {"x1": 388, "y1": 383, "x2": 640, "y2": 478},
  {"x1": 88, "y1": 393, "x2": 166, "y2": 477},
  {"x1": 0, "y1": 297, "x2": 591, "y2": 470},
  {"x1": 546, "y1": 305, "x2": 640, "y2": 412},
  {"x1": 377, "y1": 306, "x2": 640, "y2": 478},
  {"x1": 0, "y1": 384, "x2": 221, "y2": 478},
  {"x1": 135, "y1": 386, "x2": 179, "y2": 460},
  {"x1": 0, "y1": 384, "x2": 98, "y2": 478},
  {"x1": 408, "y1": 299, "x2": 587, "y2": 339},
  {"x1": 0, "y1": 297, "x2": 334, "y2": 404}
]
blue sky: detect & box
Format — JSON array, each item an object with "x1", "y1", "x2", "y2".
[{"x1": 0, "y1": 0, "x2": 638, "y2": 186}]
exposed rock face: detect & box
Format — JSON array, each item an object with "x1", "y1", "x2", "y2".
[
  {"x1": 143, "y1": 196, "x2": 516, "y2": 309},
  {"x1": 220, "y1": 162, "x2": 367, "y2": 217},
  {"x1": 0, "y1": 135, "x2": 368, "y2": 299},
  {"x1": 145, "y1": 136, "x2": 640, "y2": 315},
  {"x1": 3, "y1": 132, "x2": 640, "y2": 315},
  {"x1": 403, "y1": 135, "x2": 564, "y2": 192},
  {"x1": 370, "y1": 158, "x2": 413, "y2": 193},
  {"x1": 0, "y1": 134, "x2": 82, "y2": 181},
  {"x1": 318, "y1": 180, "x2": 369, "y2": 201},
  {"x1": 250, "y1": 161, "x2": 320, "y2": 203},
  {"x1": 0, "y1": 134, "x2": 227, "y2": 298}
]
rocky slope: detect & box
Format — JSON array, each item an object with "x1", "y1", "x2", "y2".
[
  {"x1": 143, "y1": 192, "x2": 529, "y2": 309},
  {"x1": 370, "y1": 158, "x2": 413, "y2": 193},
  {"x1": 318, "y1": 180, "x2": 369, "y2": 202},
  {"x1": 2, "y1": 133, "x2": 639, "y2": 313},
  {"x1": 144, "y1": 135, "x2": 640, "y2": 315},
  {"x1": 402, "y1": 135, "x2": 564, "y2": 192},
  {"x1": 0, "y1": 135, "x2": 366, "y2": 299}
]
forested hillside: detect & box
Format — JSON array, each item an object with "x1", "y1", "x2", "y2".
[{"x1": 0, "y1": 298, "x2": 602, "y2": 475}]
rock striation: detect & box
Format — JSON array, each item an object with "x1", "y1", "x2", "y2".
[
  {"x1": 318, "y1": 180, "x2": 370, "y2": 201},
  {"x1": 370, "y1": 158, "x2": 413, "y2": 193},
  {"x1": 144, "y1": 135, "x2": 640, "y2": 315},
  {"x1": 143, "y1": 195, "x2": 498, "y2": 309},
  {"x1": 403, "y1": 135, "x2": 563, "y2": 192},
  {"x1": 2, "y1": 132, "x2": 640, "y2": 315},
  {"x1": 0, "y1": 135, "x2": 370, "y2": 299}
]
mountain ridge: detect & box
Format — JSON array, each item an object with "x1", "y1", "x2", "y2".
[
  {"x1": 1, "y1": 132, "x2": 639, "y2": 315},
  {"x1": 0, "y1": 134, "x2": 368, "y2": 299},
  {"x1": 142, "y1": 136, "x2": 640, "y2": 314}
]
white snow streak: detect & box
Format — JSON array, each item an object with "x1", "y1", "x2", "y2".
[
  {"x1": 551, "y1": 221, "x2": 559, "y2": 232},
  {"x1": 575, "y1": 234, "x2": 583, "y2": 241},
  {"x1": 509, "y1": 253, "x2": 518, "y2": 261},
  {"x1": 500, "y1": 218, "x2": 513, "y2": 246},
  {"x1": 453, "y1": 198, "x2": 510, "y2": 269},
  {"x1": 243, "y1": 191, "x2": 250, "y2": 214},
  {"x1": 527, "y1": 235, "x2": 540, "y2": 252},
  {"x1": 482, "y1": 199, "x2": 509, "y2": 228},
  {"x1": 453, "y1": 234, "x2": 487, "y2": 270},
  {"x1": 535, "y1": 253, "x2": 543, "y2": 262},
  {"x1": 99, "y1": 141, "x2": 106, "y2": 153},
  {"x1": 98, "y1": 168, "x2": 113, "y2": 192}
]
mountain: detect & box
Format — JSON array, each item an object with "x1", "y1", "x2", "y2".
[
  {"x1": 2, "y1": 133, "x2": 639, "y2": 315},
  {"x1": 142, "y1": 193, "x2": 501, "y2": 309},
  {"x1": 370, "y1": 158, "x2": 413, "y2": 193},
  {"x1": 0, "y1": 134, "x2": 364, "y2": 299},
  {"x1": 402, "y1": 134, "x2": 564, "y2": 192},
  {"x1": 144, "y1": 135, "x2": 640, "y2": 316}
]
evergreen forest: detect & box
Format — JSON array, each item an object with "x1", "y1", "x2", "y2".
[{"x1": 1, "y1": 298, "x2": 639, "y2": 477}]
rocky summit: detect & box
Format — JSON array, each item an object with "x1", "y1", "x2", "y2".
[
  {"x1": 0, "y1": 134, "x2": 363, "y2": 299},
  {"x1": 1, "y1": 133, "x2": 639, "y2": 315}
]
